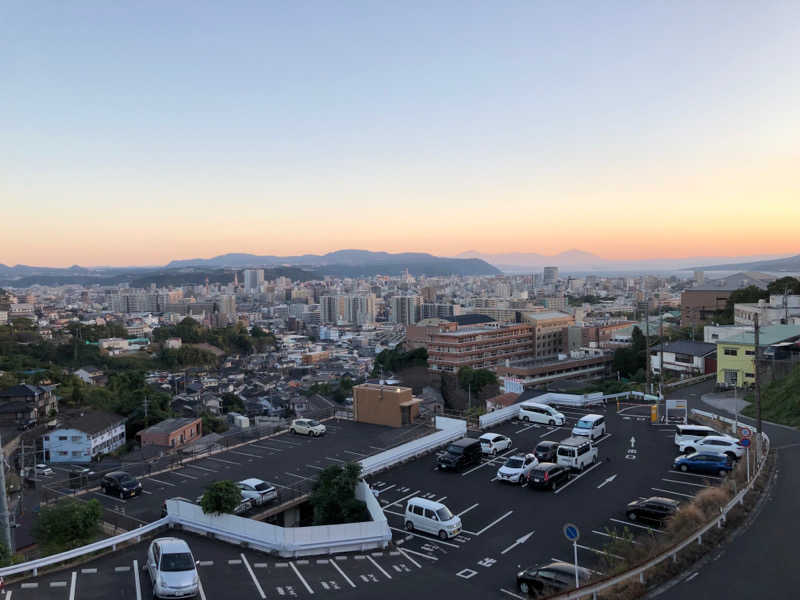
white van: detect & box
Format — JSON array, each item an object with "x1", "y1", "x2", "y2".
[
  {"x1": 404, "y1": 497, "x2": 462, "y2": 540},
  {"x1": 519, "y1": 402, "x2": 566, "y2": 426},
  {"x1": 556, "y1": 437, "x2": 598, "y2": 471},
  {"x1": 571, "y1": 414, "x2": 606, "y2": 440},
  {"x1": 674, "y1": 424, "x2": 729, "y2": 447}
]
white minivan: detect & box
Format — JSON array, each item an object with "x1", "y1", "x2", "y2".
[
  {"x1": 404, "y1": 497, "x2": 462, "y2": 540},
  {"x1": 519, "y1": 402, "x2": 566, "y2": 426},
  {"x1": 571, "y1": 414, "x2": 606, "y2": 440},
  {"x1": 673, "y1": 424, "x2": 730, "y2": 447},
  {"x1": 556, "y1": 437, "x2": 598, "y2": 471}
]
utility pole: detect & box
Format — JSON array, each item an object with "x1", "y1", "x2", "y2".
[
  {"x1": 753, "y1": 314, "x2": 762, "y2": 436},
  {"x1": 659, "y1": 302, "x2": 665, "y2": 416},
  {"x1": 0, "y1": 434, "x2": 12, "y2": 553},
  {"x1": 645, "y1": 294, "x2": 651, "y2": 396}
]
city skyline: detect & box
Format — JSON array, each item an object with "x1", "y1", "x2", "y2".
[{"x1": 4, "y1": 2, "x2": 800, "y2": 266}]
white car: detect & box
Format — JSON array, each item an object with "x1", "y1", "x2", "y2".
[
  {"x1": 496, "y1": 454, "x2": 538, "y2": 484},
  {"x1": 237, "y1": 479, "x2": 279, "y2": 505},
  {"x1": 290, "y1": 418, "x2": 327, "y2": 437},
  {"x1": 679, "y1": 436, "x2": 744, "y2": 460},
  {"x1": 479, "y1": 433, "x2": 512, "y2": 455},
  {"x1": 145, "y1": 537, "x2": 200, "y2": 599},
  {"x1": 34, "y1": 464, "x2": 55, "y2": 477}
]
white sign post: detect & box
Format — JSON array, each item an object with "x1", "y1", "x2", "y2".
[{"x1": 563, "y1": 523, "x2": 581, "y2": 588}]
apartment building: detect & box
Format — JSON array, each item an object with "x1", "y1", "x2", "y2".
[
  {"x1": 522, "y1": 311, "x2": 575, "y2": 360},
  {"x1": 716, "y1": 324, "x2": 800, "y2": 387},
  {"x1": 391, "y1": 295, "x2": 421, "y2": 326},
  {"x1": 352, "y1": 383, "x2": 422, "y2": 427},
  {"x1": 42, "y1": 410, "x2": 126, "y2": 463},
  {"x1": 320, "y1": 294, "x2": 376, "y2": 325},
  {"x1": 423, "y1": 323, "x2": 537, "y2": 373}
]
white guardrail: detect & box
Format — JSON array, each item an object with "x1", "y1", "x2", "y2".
[
  {"x1": 2, "y1": 417, "x2": 468, "y2": 577},
  {"x1": 548, "y1": 412, "x2": 771, "y2": 600}
]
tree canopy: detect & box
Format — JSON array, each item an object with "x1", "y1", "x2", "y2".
[
  {"x1": 309, "y1": 463, "x2": 369, "y2": 525},
  {"x1": 371, "y1": 347, "x2": 427, "y2": 377},
  {"x1": 456, "y1": 366, "x2": 498, "y2": 395},
  {"x1": 767, "y1": 277, "x2": 800, "y2": 296},
  {"x1": 32, "y1": 498, "x2": 102, "y2": 555},
  {"x1": 199, "y1": 480, "x2": 242, "y2": 514}
]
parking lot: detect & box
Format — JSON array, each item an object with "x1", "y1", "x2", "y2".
[
  {"x1": 10, "y1": 404, "x2": 721, "y2": 599},
  {"x1": 39, "y1": 420, "x2": 424, "y2": 525}
]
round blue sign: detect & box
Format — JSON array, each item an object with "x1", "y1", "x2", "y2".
[
  {"x1": 563, "y1": 523, "x2": 580, "y2": 542},
  {"x1": 740, "y1": 438, "x2": 751, "y2": 447}
]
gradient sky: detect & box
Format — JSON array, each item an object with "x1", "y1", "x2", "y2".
[{"x1": 3, "y1": 1, "x2": 799, "y2": 267}]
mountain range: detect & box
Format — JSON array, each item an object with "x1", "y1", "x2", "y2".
[{"x1": 693, "y1": 253, "x2": 800, "y2": 273}]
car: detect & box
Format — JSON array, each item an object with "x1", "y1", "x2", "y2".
[
  {"x1": 516, "y1": 561, "x2": 591, "y2": 597},
  {"x1": 571, "y1": 414, "x2": 606, "y2": 441},
  {"x1": 68, "y1": 466, "x2": 97, "y2": 488},
  {"x1": 673, "y1": 452, "x2": 733, "y2": 476},
  {"x1": 496, "y1": 454, "x2": 538, "y2": 484},
  {"x1": 518, "y1": 402, "x2": 566, "y2": 426},
  {"x1": 101, "y1": 471, "x2": 143, "y2": 499},
  {"x1": 556, "y1": 437, "x2": 598, "y2": 471},
  {"x1": 626, "y1": 496, "x2": 680, "y2": 524},
  {"x1": 674, "y1": 424, "x2": 729, "y2": 447},
  {"x1": 34, "y1": 464, "x2": 54, "y2": 477},
  {"x1": 479, "y1": 432, "x2": 512, "y2": 455},
  {"x1": 679, "y1": 436, "x2": 744, "y2": 460},
  {"x1": 290, "y1": 418, "x2": 327, "y2": 436},
  {"x1": 526, "y1": 462, "x2": 571, "y2": 491},
  {"x1": 437, "y1": 438, "x2": 482, "y2": 471},
  {"x1": 533, "y1": 441, "x2": 559, "y2": 463},
  {"x1": 236, "y1": 478, "x2": 279, "y2": 505},
  {"x1": 145, "y1": 537, "x2": 200, "y2": 599},
  {"x1": 404, "y1": 497, "x2": 462, "y2": 540}
]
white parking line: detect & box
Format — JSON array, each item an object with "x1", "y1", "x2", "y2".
[
  {"x1": 205, "y1": 456, "x2": 239, "y2": 465},
  {"x1": 286, "y1": 472, "x2": 314, "y2": 481},
  {"x1": 577, "y1": 543, "x2": 622, "y2": 559},
  {"x1": 500, "y1": 588, "x2": 526, "y2": 600},
  {"x1": 473, "y1": 510, "x2": 513, "y2": 535},
  {"x1": 592, "y1": 530, "x2": 640, "y2": 544},
  {"x1": 242, "y1": 553, "x2": 266, "y2": 599},
  {"x1": 69, "y1": 571, "x2": 77, "y2": 600},
  {"x1": 609, "y1": 518, "x2": 663, "y2": 533},
  {"x1": 382, "y1": 490, "x2": 420, "y2": 509},
  {"x1": 185, "y1": 464, "x2": 218, "y2": 473},
  {"x1": 329, "y1": 556, "x2": 357, "y2": 587},
  {"x1": 172, "y1": 470, "x2": 199, "y2": 480},
  {"x1": 652, "y1": 487, "x2": 695, "y2": 499},
  {"x1": 593, "y1": 433, "x2": 613, "y2": 445},
  {"x1": 376, "y1": 483, "x2": 396, "y2": 494},
  {"x1": 94, "y1": 492, "x2": 125, "y2": 503},
  {"x1": 662, "y1": 478, "x2": 708, "y2": 488},
  {"x1": 272, "y1": 438, "x2": 303, "y2": 447},
  {"x1": 457, "y1": 502, "x2": 479, "y2": 517},
  {"x1": 461, "y1": 448, "x2": 517, "y2": 476},
  {"x1": 305, "y1": 464, "x2": 325, "y2": 471},
  {"x1": 398, "y1": 547, "x2": 438, "y2": 561},
  {"x1": 229, "y1": 450, "x2": 262, "y2": 459},
  {"x1": 539, "y1": 428, "x2": 559, "y2": 438},
  {"x1": 434, "y1": 495, "x2": 447, "y2": 503},
  {"x1": 290, "y1": 561, "x2": 315, "y2": 594},
  {"x1": 133, "y1": 560, "x2": 142, "y2": 600},
  {"x1": 553, "y1": 461, "x2": 603, "y2": 495},
  {"x1": 370, "y1": 445, "x2": 387, "y2": 451},
  {"x1": 148, "y1": 477, "x2": 176, "y2": 487},
  {"x1": 324, "y1": 456, "x2": 347, "y2": 463},
  {"x1": 388, "y1": 527, "x2": 460, "y2": 548},
  {"x1": 4, "y1": 590, "x2": 11, "y2": 599},
  {"x1": 397, "y1": 548, "x2": 422, "y2": 568},
  {"x1": 250, "y1": 444, "x2": 284, "y2": 452},
  {"x1": 667, "y1": 470, "x2": 722, "y2": 480},
  {"x1": 366, "y1": 556, "x2": 392, "y2": 579},
  {"x1": 514, "y1": 423, "x2": 539, "y2": 434},
  {"x1": 343, "y1": 450, "x2": 368, "y2": 457},
  {"x1": 50, "y1": 581, "x2": 66, "y2": 588}
]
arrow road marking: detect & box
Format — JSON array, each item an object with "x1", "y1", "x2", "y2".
[
  {"x1": 501, "y1": 530, "x2": 535, "y2": 555},
  {"x1": 630, "y1": 436, "x2": 636, "y2": 449},
  {"x1": 596, "y1": 474, "x2": 617, "y2": 489}
]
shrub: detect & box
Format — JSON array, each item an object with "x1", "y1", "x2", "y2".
[
  {"x1": 199, "y1": 480, "x2": 242, "y2": 514},
  {"x1": 692, "y1": 486, "x2": 731, "y2": 520},
  {"x1": 32, "y1": 498, "x2": 102, "y2": 555},
  {"x1": 664, "y1": 504, "x2": 705, "y2": 539}
]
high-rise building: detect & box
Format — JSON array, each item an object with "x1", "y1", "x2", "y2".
[
  {"x1": 543, "y1": 266, "x2": 559, "y2": 284},
  {"x1": 243, "y1": 269, "x2": 265, "y2": 293},
  {"x1": 390, "y1": 295, "x2": 421, "y2": 326},
  {"x1": 320, "y1": 294, "x2": 376, "y2": 325}
]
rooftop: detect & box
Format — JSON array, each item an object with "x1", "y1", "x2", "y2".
[
  {"x1": 652, "y1": 340, "x2": 717, "y2": 356},
  {"x1": 137, "y1": 417, "x2": 201, "y2": 435},
  {"x1": 52, "y1": 410, "x2": 126, "y2": 435},
  {"x1": 523, "y1": 311, "x2": 572, "y2": 321},
  {"x1": 718, "y1": 324, "x2": 800, "y2": 347}
]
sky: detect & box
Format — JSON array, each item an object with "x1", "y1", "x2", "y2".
[{"x1": 2, "y1": 1, "x2": 799, "y2": 267}]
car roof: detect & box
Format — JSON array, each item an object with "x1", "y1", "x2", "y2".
[
  {"x1": 239, "y1": 478, "x2": 268, "y2": 486},
  {"x1": 685, "y1": 452, "x2": 726, "y2": 460},
  {"x1": 154, "y1": 537, "x2": 192, "y2": 554},
  {"x1": 479, "y1": 433, "x2": 504, "y2": 441},
  {"x1": 407, "y1": 496, "x2": 447, "y2": 510},
  {"x1": 537, "y1": 441, "x2": 558, "y2": 448},
  {"x1": 577, "y1": 414, "x2": 604, "y2": 422},
  {"x1": 533, "y1": 462, "x2": 561, "y2": 470},
  {"x1": 107, "y1": 471, "x2": 130, "y2": 477},
  {"x1": 702, "y1": 436, "x2": 736, "y2": 443},
  {"x1": 541, "y1": 561, "x2": 591, "y2": 576},
  {"x1": 521, "y1": 401, "x2": 553, "y2": 409},
  {"x1": 449, "y1": 437, "x2": 480, "y2": 447},
  {"x1": 676, "y1": 424, "x2": 716, "y2": 432},
  {"x1": 558, "y1": 436, "x2": 592, "y2": 447},
  {"x1": 644, "y1": 496, "x2": 680, "y2": 506}
]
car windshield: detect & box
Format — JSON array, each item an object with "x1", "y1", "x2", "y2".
[
  {"x1": 436, "y1": 507, "x2": 453, "y2": 521},
  {"x1": 446, "y1": 445, "x2": 463, "y2": 455},
  {"x1": 160, "y1": 552, "x2": 195, "y2": 572},
  {"x1": 119, "y1": 475, "x2": 137, "y2": 485},
  {"x1": 575, "y1": 421, "x2": 592, "y2": 429},
  {"x1": 254, "y1": 482, "x2": 272, "y2": 492},
  {"x1": 307, "y1": 420, "x2": 320, "y2": 427},
  {"x1": 536, "y1": 444, "x2": 551, "y2": 452},
  {"x1": 505, "y1": 458, "x2": 524, "y2": 469}
]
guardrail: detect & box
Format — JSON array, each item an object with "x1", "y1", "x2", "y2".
[
  {"x1": 547, "y1": 418, "x2": 771, "y2": 599},
  {"x1": 479, "y1": 403, "x2": 520, "y2": 429},
  {"x1": 0, "y1": 518, "x2": 170, "y2": 578},
  {"x1": 664, "y1": 373, "x2": 714, "y2": 389},
  {"x1": 359, "y1": 416, "x2": 466, "y2": 476}
]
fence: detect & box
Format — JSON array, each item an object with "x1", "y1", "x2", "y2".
[{"x1": 547, "y1": 415, "x2": 771, "y2": 599}]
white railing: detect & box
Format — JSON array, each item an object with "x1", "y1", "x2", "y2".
[
  {"x1": 359, "y1": 416, "x2": 466, "y2": 476},
  {"x1": 0, "y1": 518, "x2": 170, "y2": 577},
  {"x1": 169, "y1": 481, "x2": 391, "y2": 558},
  {"x1": 548, "y1": 421, "x2": 770, "y2": 599}
]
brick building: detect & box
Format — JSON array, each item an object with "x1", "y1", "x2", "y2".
[
  {"x1": 352, "y1": 383, "x2": 422, "y2": 428},
  {"x1": 137, "y1": 417, "x2": 202, "y2": 449}
]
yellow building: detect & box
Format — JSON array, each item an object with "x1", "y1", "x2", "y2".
[{"x1": 716, "y1": 325, "x2": 800, "y2": 387}]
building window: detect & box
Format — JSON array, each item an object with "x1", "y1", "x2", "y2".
[
  {"x1": 675, "y1": 353, "x2": 693, "y2": 364},
  {"x1": 72, "y1": 451, "x2": 81, "y2": 456},
  {"x1": 58, "y1": 436, "x2": 68, "y2": 441},
  {"x1": 745, "y1": 350, "x2": 755, "y2": 356},
  {"x1": 745, "y1": 372, "x2": 755, "y2": 379},
  {"x1": 724, "y1": 348, "x2": 738, "y2": 356},
  {"x1": 71, "y1": 436, "x2": 82, "y2": 442}
]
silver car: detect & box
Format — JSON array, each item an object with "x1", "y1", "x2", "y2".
[{"x1": 145, "y1": 537, "x2": 200, "y2": 599}]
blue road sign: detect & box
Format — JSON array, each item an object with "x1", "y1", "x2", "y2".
[
  {"x1": 563, "y1": 523, "x2": 580, "y2": 542},
  {"x1": 740, "y1": 438, "x2": 751, "y2": 447}
]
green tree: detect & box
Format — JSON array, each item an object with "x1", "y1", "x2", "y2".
[
  {"x1": 309, "y1": 463, "x2": 369, "y2": 525},
  {"x1": 199, "y1": 480, "x2": 242, "y2": 514},
  {"x1": 0, "y1": 542, "x2": 10, "y2": 567},
  {"x1": 612, "y1": 326, "x2": 648, "y2": 378},
  {"x1": 457, "y1": 366, "x2": 498, "y2": 395},
  {"x1": 32, "y1": 498, "x2": 102, "y2": 554},
  {"x1": 767, "y1": 276, "x2": 800, "y2": 296}
]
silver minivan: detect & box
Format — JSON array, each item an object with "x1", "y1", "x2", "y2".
[
  {"x1": 404, "y1": 497, "x2": 462, "y2": 540},
  {"x1": 519, "y1": 402, "x2": 566, "y2": 426},
  {"x1": 674, "y1": 424, "x2": 728, "y2": 447},
  {"x1": 571, "y1": 414, "x2": 606, "y2": 440},
  {"x1": 556, "y1": 436, "x2": 598, "y2": 471}
]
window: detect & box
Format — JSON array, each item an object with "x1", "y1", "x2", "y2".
[
  {"x1": 724, "y1": 348, "x2": 738, "y2": 356},
  {"x1": 58, "y1": 436, "x2": 67, "y2": 441},
  {"x1": 745, "y1": 350, "x2": 755, "y2": 356},
  {"x1": 424, "y1": 508, "x2": 437, "y2": 519},
  {"x1": 72, "y1": 451, "x2": 81, "y2": 456},
  {"x1": 674, "y1": 353, "x2": 693, "y2": 364},
  {"x1": 412, "y1": 505, "x2": 424, "y2": 516},
  {"x1": 745, "y1": 372, "x2": 755, "y2": 379},
  {"x1": 72, "y1": 436, "x2": 81, "y2": 442}
]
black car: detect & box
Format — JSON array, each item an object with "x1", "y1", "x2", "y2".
[
  {"x1": 527, "y1": 462, "x2": 570, "y2": 491},
  {"x1": 100, "y1": 471, "x2": 142, "y2": 499},
  {"x1": 437, "y1": 438, "x2": 482, "y2": 471},
  {"x1": 517, "y1": 561, "x2": 591, "y2": 597},
  {"x1": 626, "y1": 496, "x2": 679, "y2": 524},
  {"x1": 533, "y1": 441, "x2": 559, "y2": 463}
]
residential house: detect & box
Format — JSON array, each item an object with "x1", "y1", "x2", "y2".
[
  {"x1": 42, "y1": 410, "x2": 126, "y2": 463},
  {"x1": 650, "y1": 341, "x2": 717, "y2": 377},
  {"x1": 716, "y1": 325, "x2": 800, "y2": 387},
  {"x1": 0, "y1": 384, "x2": 58, "y2": 425},
  {"x1": 138, "y1": 417, "x2": 202, "y2": 449},
  {"x1": 73, "y1": 366, "x2": 106, "y2": 386}
]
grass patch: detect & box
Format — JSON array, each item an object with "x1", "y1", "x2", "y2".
[{"x1": 741, "y1": 363, "x2": 800, "y2": 427}]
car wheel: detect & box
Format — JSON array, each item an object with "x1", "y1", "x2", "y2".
[
  {"x1": 680, "y1": 464, "x2": 688, "y2": 472},
  {"x1": 551, "y1": 481, "x2": 558, "y2": 491},
  {"x1": 522, "y1": 416, "x2": 529, "y2": 423},
  {"x1": 438, "y1": 529, "x2": 448, "y2": 540},
  {"x1": 519, "y1": 582, "x2": 530, "y2": 595},
  {"x1": 548, "y1": 419, "x2": 555, "y2": 426},
  {"x1": 119, "y1": 490, "x2": 125, "y2": 499},
  {"x1": 719, "y1": 469, "x2": 728, "y2": 477},
  {"x1": 491, "y1": 448, "x2": 497, "y2": 456},
  {"x1": 290, "y1": 428, "x2": 296, "y2": 434},
  {"x1": 405, "y1": 521, "x2": 414, "y2": 532},
  {"x1": 627, "y1": 511, "x2": 637, "y2": 521},
  {"x1": 685, "y1": 447, "x2": 695, "y2": 455}
]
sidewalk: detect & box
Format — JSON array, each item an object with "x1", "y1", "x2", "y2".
[{"x1": 699, "y1": 391, "x2": 750, "y2": 417}]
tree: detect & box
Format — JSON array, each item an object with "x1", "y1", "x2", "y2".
[
  {"x1": 457, "y1": 366, "x2": 498, "y2": 395},
  {"x1": 32, "y1": 498, "x2": 102, "y2": 554},
  {"x1": 612, "y1": 326, "x2": 648, "y2": 378},
  {"x1": 199, "y1": 480, "x2": 242, "y2": 514},
  {"x1": 309, "y1": 463, "x2": 369, "y2": 525},
  {"x1": 767, "y1": 276, "x2": 800, "y2": 296},
  {"x1": 221, "y1": 392, "x2": 245, "y2": 413}
]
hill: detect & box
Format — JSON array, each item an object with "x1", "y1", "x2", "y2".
[
  {"x1": 742, "y1": 363, "x2": 800, "y2": 427},
  {"x1": 694, "y1": 254, "x2": 800, "y2": 272}
]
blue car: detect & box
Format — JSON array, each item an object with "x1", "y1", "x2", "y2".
[{"x1": 673, "y1": 452, "x2": 732, "y2": 476}]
